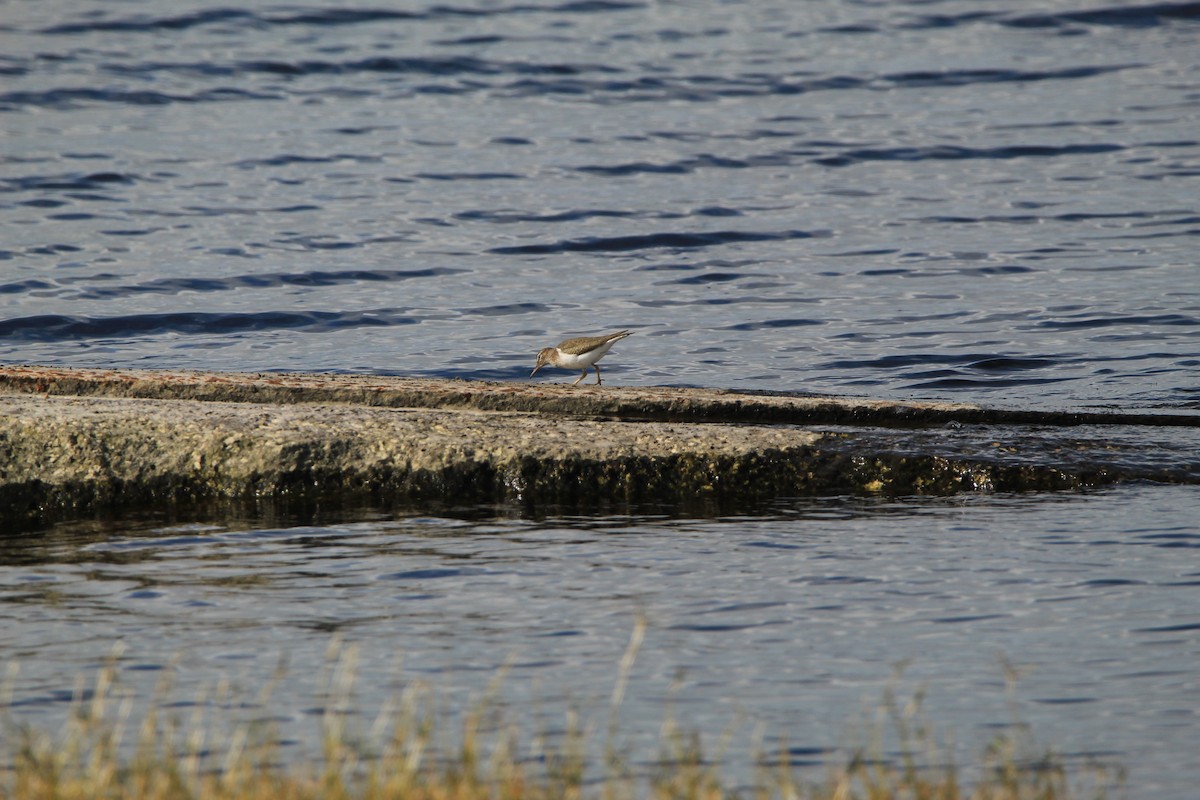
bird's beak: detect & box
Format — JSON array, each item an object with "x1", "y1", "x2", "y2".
[{"x1": 530, "y1": 364, "x2": 542, "y2": 378}]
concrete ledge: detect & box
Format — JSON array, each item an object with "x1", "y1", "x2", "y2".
[
  {"x1": 4, "y1": 365, "x2": 1198, "y2": 428},
  {"x1": 1, "y1": 366, "x2": 1197, "y2": 527}
]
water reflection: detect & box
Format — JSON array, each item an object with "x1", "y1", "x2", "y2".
[{"x1": 3, "y1": 486, "x2": 1198, "y2": 794}]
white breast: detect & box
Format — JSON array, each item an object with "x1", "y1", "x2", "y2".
[{"x1": 556, "y1": 340, "x2": 615, "y2": 368}]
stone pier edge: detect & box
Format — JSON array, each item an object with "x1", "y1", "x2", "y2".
[
  {"x1": 4, "y1": 365, "x2": 1199, "y2": 428},
  {"x1": 1, "y1": 366, "x2": 1196, "y2": 529}
]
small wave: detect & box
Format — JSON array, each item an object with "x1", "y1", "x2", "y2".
[
  {"x1": 0, "y1": 309, "x2": 422, "y2": 341},
  {"x1": 55, "y1": 268, "x2": 467, "y2": 301},
  {"x1": 40, "y1": 8, "x2": 420, "y2": 35},
  {"x1": 820, "y1": 353, "x2": 1070, "y2": 372},
  {"x1": 0, "y1": 87, "x2": 274, "y2": 111},
  {"x1": 914, "y1": 211, "x2": 1161, "y2": 225},
  {"x1": 906, "y1": 376, "x2": 1077, "y2": 390},
  {"x1": 504, "y1": 62, "x2": 1129, "y2": 104},
  {"x1": 3, "y1": 244, "x2": 82, "y2": 262},
  {"x1": 897, "y1": 4, "x2": 1200, "y2": 31},
  {"x1": 667, "y1": 622, "x2": 779, "y2": 632},
  {"x1": 814, "y1": 143, "x2": 1124, "y2": 168},
  {"x1": 0, "y1": 279, "x2": 56, "y2": 295},
  {"x1": 1005, "y1": 2, "x2": 1200, "y2": 29},
  {"x1": 93, "y1": 56, "x2": 620, "y2": 93},
  {"x1": 1036, "y1": 313, "x2": 1199, "y2": 330},
  {"x1": 816, "y1": 352, "x2": 1080, "y2": 391},
  {"x1": 967, "y1": 357, "x2": 1061, "y2": 372},
  {"x1": 489, "y1": 228, "x2": 820, "y2": 254},
  {"x1": 41, "y1": 8, "x2": 259, "y2": 34},
  {"x1": 457, "y1": 303, "x2": 552, "y2": 317},
  {"x1": 880, "y1": 65, "x2": 1130, "y2": 87},
  {"x1": 415, "y1": 171, "x2": 523, "y2": 181},
  {"x1": 458, "y1": 206, "x2": 740, "y2": 224},
  {"x1": 456, "y1": 208, "x2": 640, "y2": 223},
  {"x1": 577, "y1": 151, "x2": 794, "y2": 176},
  {"x1": 1139, "y1": 531, "x2": 1200, "y2": 544},
  {"x1": 380, "y1": 568, "x2": 465, "y2": 581},
  {"x1": 7, "y1": 61, "x2": 1129, "y2": 115},
  {"x1": 634, "y1": 296, "x2": 803, "y2": 308},
  {"x1": 670, "y1": 272, "x2": 760, "y2": 285},
  {"x1": 1137, "y1": 621, "x2": 1200, "y2": 632},
  {"x1": 723, "y1": 318, "x2": 823, "y2": 331},
  {"x1": 239, "y1": 55, "x2": 601, "y2": 78},
  {"x1": 232, "y1": 153, "x2": 380, "y2": 168},
  {"x1": 40, "y1": 1, "x2": 641, "y2": 35},
  {"x1": 1, "y1": 172, "x2": 136, "y2": 193},
  {"x1": 758, "y1": 745, "x2": 835, "y2": 768},
  {"x1": 930, "y1": 614, "x2": 1010, "y2": 624},
  {"x1": 19, "y1": 199, "x2": 69, "y2": 208}
]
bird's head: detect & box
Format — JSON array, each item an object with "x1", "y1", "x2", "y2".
[{"x1": 530, "y1": 347, "x2": 556, "y2": 377}]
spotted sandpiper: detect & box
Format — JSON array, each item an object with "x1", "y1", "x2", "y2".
[{"x1": 530, "y1": 330, "x2": 632, "y2": 386}]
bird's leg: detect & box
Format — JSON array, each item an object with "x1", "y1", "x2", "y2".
[
  {"x1": 595, "y1": 364, "x2": 603, "y2": 385},
  {"x1": 572, "y1": 370, "x2": 587, "y2": 386}
]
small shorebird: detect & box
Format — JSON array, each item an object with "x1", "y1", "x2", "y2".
[{"x1": 531, "y1": 330, "x2": 632, "y2": 386}]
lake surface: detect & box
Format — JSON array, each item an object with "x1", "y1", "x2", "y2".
[
  {"x1": 3, "y1": 0, "x2": 1198, "y2": 411},
  {"x1": 2, "y1": 0, "x2": 1199, "y2": 795},
  {"x1": 4, "y1": 487, "x2": 1200, "y2": 795}
]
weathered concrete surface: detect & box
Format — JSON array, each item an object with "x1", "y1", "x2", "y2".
[
  {"x1": 1, "y1": 365, "x2": 1197, "y2": 527},
  {"x1": 4, "y1": 364, "x2": 1198, "y2": 428}
]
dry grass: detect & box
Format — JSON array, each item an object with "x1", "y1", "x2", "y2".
[{"x1": 1, "y1": 626, "x2": 1123, "y2": 800}]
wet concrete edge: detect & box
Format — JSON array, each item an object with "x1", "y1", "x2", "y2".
[
  {"x1": 1, "y1": 365, "x2": 1196, "y2": 528},
  {"x1": 4, "y1": 364, "x2": 1199, "y2": 428}
]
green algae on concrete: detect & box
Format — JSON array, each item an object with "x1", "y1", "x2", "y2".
[
  {"x1": 0, "y1": 392, "x2": 1076, "y2": 528},
  {"x1": 0, "y1": 392, "x2": 811, "y2": 518},
  {"x1": 1, "y1": 366, "x2": 1197, "y2": 528}
]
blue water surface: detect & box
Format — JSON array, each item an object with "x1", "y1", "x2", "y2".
[
  {"x1": 3, "y1": 486, "x2": 1200, "y2": 795},
  {"x1": 2, "y1": 0, "x2": 1197, "y2": 411}
]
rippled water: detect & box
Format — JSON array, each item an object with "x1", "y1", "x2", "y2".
[
  {"x1": 2, "y1": 0, "x2": 1198, "y2": 410},
  {"x1": 3, "y1": 1, "x2": 1200, "y2": 795},
  {"x1": 3, "y1": 486, "x2": 1199, "y2": 794}
]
